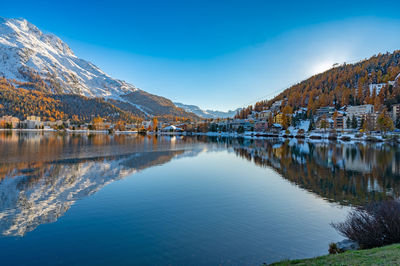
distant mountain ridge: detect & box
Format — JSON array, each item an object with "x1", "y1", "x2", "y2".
[
  {"x1": 174, "y1": 102, "x2": 239, "y2": 118},
  {"x1": 0, "y1": 17, "x2": 196, "y2": 120}
]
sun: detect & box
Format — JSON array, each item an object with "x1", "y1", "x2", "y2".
[{"x1": 310, "y1": 61, "x2": 335, "y2": 75}]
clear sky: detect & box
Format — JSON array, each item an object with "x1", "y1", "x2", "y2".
[{"x1": 3, "y1": 0, "x2": 400, "y2": 111}]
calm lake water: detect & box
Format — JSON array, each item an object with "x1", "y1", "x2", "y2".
[{"x1": 0, "y1": 132, "x2": 399, "y2": 265}]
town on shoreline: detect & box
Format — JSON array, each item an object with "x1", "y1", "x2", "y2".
[
  {"x1": 2, "y1": 88, "x2": 400, "y2": 143},
  {"x1": 1, "y1": 107, "x2": 400, "y2": 144}
]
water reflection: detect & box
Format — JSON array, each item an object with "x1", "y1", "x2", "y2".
[
  {"x1": 0, "y1": 132, "x2": 400, "y2": 239},
  {"x1": 205, "y1": 137, "x2": 400, "y2": 206},
  {"x1": 0, "y1": 132, "x2": 204, "y2": 237}
]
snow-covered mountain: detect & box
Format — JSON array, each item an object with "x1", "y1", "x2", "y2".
[
  {"x1": 0, "y1": 17, "x2": 137, "y2": 97},
  {"x1": 174, "y1": 102, "x2": 240, "y2": 118},
  {"x1": 0, "y1": 17, "x2": 196, "y2": 119}
]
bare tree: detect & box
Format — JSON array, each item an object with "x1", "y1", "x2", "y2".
[{"x1": 332, "y1": 200, "x2": 400, "y2": 249}]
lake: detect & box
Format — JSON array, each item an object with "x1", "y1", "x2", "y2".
[{"x1": 0, "y1": 132, "x2": 399, "y2": 265}]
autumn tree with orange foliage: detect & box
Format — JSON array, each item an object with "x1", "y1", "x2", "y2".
[
  {"x1": 115, "y1": 121, "x2": 126, "y2": 131},
  {"x1": 92, "y1": 116, "x2": 104, "y2": 130},
  {"x1": 281, "y1": 105, "x2": 293, "y2": 129},
  {"x1": 152, "y1": 117, "x2": 159, "y2": 132}
]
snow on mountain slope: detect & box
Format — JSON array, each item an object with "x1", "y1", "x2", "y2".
[
  {"x1": 0, "y1": 17, "x2": 137, "y2": 98},
  {"x1": 174, "y1": 102, "x2": 240, "y2": 118}
]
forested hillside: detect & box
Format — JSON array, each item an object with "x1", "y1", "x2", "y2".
[
  {"x1": 120, "y1": 90, "x2": 198, "y2": 120},
  {"x1": 0, "y1": 18, "x2": 198, "y2": 121},
  {"x1": 236, "y1": 50, "x2": 400, "y2": 118},
  {"x1": 0, "y1": 77, "x2": 141, "y2": 123}
]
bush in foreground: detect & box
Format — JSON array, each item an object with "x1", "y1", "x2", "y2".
[{"x1": 332, "y1": 200, "x2": 400, "y2": 249}]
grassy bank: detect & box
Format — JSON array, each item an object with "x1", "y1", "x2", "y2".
[{"x1": 271, "y1": 244, "x2": 400, "y2": 265}]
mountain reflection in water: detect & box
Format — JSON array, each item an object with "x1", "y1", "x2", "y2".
[
  {"x1": 0, "y1": 132, "x2": 399, "y2": 238},
  {"x1": 0, "y1": 132, "x2": 203, "y2": 237}
]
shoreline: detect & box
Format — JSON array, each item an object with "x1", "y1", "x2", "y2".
[
  {"x1": 191, "y1": 131, "x2": 400, "y2": 144},
  {"x1": 1, "y1": 128, "x2": 399, "y2": 144}
]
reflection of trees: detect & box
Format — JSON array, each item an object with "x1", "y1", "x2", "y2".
[
  {"x1": 0, "y1": 132, "x2": 202, "y2": 181},
  {"x1": 207, "y1": 137, "x2": 400, "y2": 206},
  {"x1": 3, "y1": 133, "x2": 400, "y2": 236},
  {"x1": 0, "y1": 133, "x2": 193, "y2": 237}
]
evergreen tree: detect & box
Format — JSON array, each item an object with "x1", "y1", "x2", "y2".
[
  {"x1": 308, "y1": 119, "x2": 315, "y2": 132},
  {"x1": 351, "y1": 115, "x2": 358, "y2": 129},
  {"x1": 396, "y1": 117, "x2": 400, "y2": 129},
  {"x1": 346, "y1": 116, "x2": 351, "y2": 129}
]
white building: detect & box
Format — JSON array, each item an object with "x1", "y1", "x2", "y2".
[
  {"x1": 393, "y1": 104, "x2": 400, "y2": 122},
  {"x1": 316, "y1": 106, "x2": 335, "y2": 118},
  {"x1": 24, "y1": 116, "x2": 42, "y2": 129},
  {"x1": 270, "y1": 100, "x2": 282, "y2": 111},
  {"x1": 369, "y1": 83, "x2": 386, "y2": 95},
  {"x1": 142, "y1": 121, "x2": 151, "y2": 128},
  {"x1": 347, "y1": 105, "x2": 374, "y2": 127},
  {"x1": 259, "y1": 110, "x2": 272, "y2": 120},
  {"x1": 347, "y1": 105, "x2": 374, "y2": 117}
]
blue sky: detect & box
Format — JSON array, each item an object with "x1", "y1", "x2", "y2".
[{"x1": 3, "y1": 0, "x2": 400, "y2": 111}]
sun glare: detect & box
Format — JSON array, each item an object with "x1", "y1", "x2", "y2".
[{"x1": 310, "y1": 61, "x2": 335, "y2": 75}]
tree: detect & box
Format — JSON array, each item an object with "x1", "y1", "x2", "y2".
[
  {"x1": 152, "y1": 117, "x2": 158, "y2": 132},
  {"x1": 351, "y1": 115, "x2": 358, "y2": 129},
  {"x1": 374, "y1": 93, "x2": 382, "y2": 112},
  {"x1": 72, "y1": 115, "x2": 79, "y2": 122},
  {"x1": 308, "y1": 118, "x2": 315, "y2": 132},
  {"x1": 357, "y1": 84, "x2": 364, "y2": 105},
  {"x1": 209, "y1": 123, "x2": 217, "y2": 132},
  {"x1": 115, "y1": 121, "x2": 126, "y2": 131},
  {"x1": 281, "y1": 105, "x2": 293, "y2": 129},
  {"x1": 237, "y1": 125, "x2": 245, "y2": 134},
  {"x1": 319, "y1": 115, "x2": 329, "y2": 131},
  {"x1": 360, "y1": 117, "x2": 365, "y2": 130},
  {"x1": 377, "y1": 110, "x2": 394, "y2": 133},
  {"x1": 333, "y1": 111, "x2": 338, "y2": 128},
  {"x1": 92, "y1": 116, "x2": 103, "y2": 130},
  {"x1": 332, "y1": 200, "x2": 400, "y2": 249},
  {"x1": 396, "y1": 117, "x2": 400, "y2": 129},
  {"x1": 346, "y1": 116, "x2": 351, "y2": 129},
  {"x1": 267, "y1": 114, "x2": 274, "y2": 128},
  {"x1": 291, "y1": 115, "x2": 300, "y2": 127},
  {"x1": 363, "y1": 114, "x2": 375, "y2": 133}
]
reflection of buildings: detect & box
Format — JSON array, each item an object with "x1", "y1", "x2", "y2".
[
  {"x1": 220, "y1": 138, "x2": 400, "y2": 206},
  {"x1": 0, "y1": 134, "x2": 204, "y2": 237},
  {"x1": 2, "y1": 133, "x2": 400, "y2": 237}
]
